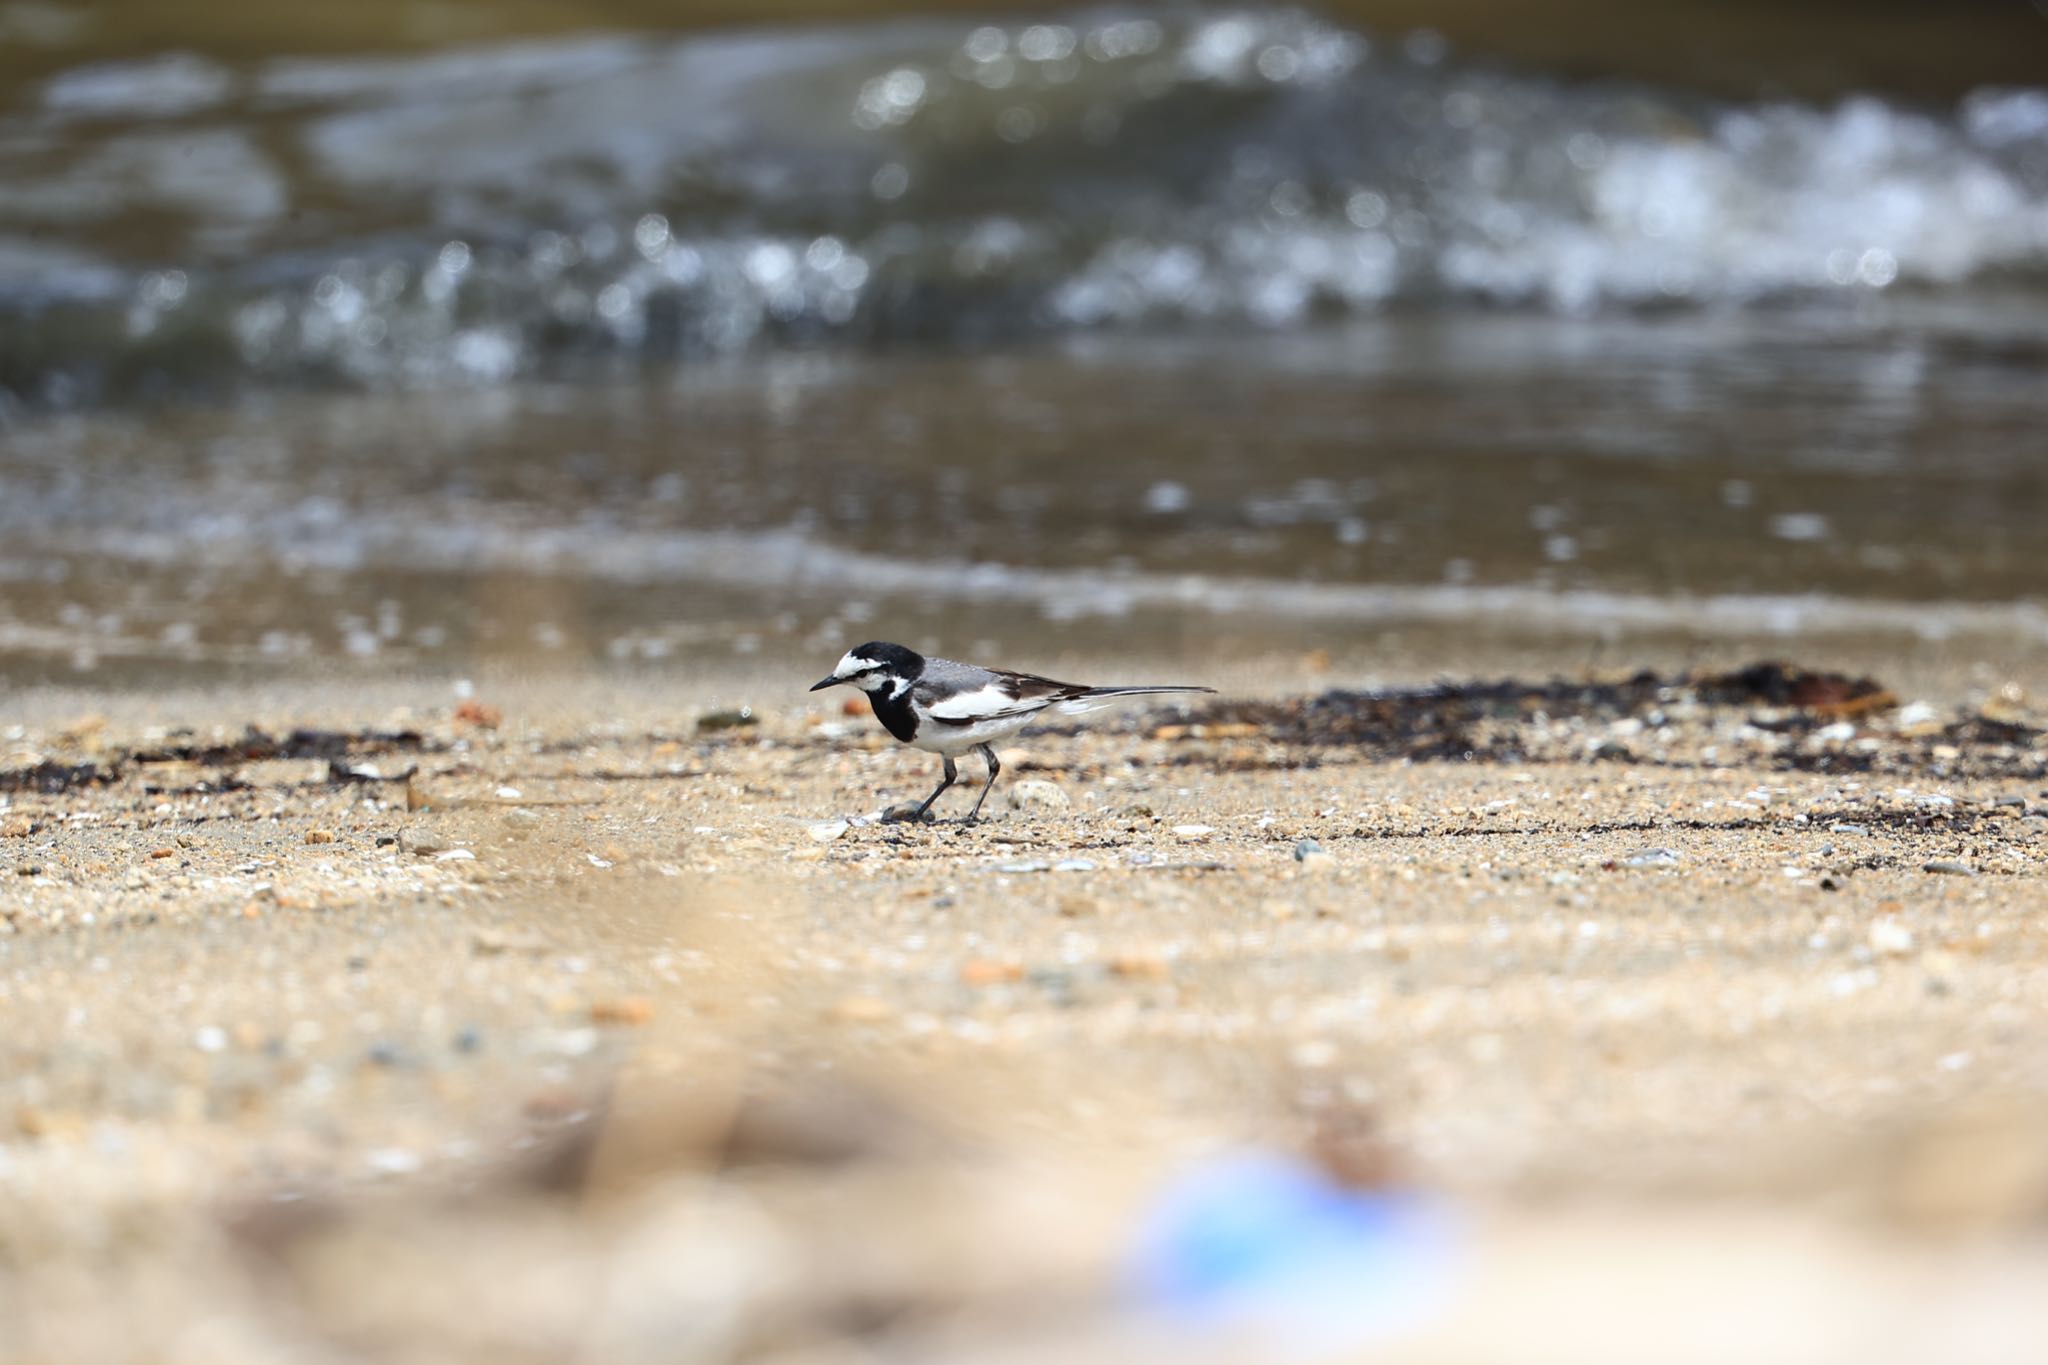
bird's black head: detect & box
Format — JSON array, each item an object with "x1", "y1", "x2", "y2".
[{"x1": 809, "y1": 641, "x2": 927, "y2": 693}]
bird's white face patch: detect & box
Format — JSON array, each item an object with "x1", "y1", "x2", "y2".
[{"x1": 835, "y1": 651, "x2": 892, "y2": 692}]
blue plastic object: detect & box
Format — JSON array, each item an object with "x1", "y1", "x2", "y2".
[{"x1": 1132, "y1": 1152, "x2": 1462, "y2": 1353}]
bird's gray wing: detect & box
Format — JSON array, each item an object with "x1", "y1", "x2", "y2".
[{"x1": 916, "y1": 662, "x2": 1089, "y2": 726}]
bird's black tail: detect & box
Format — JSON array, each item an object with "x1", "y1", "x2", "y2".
[
  {"x1": 1056, "y1": 684, "x2": 1215, "y2": 714},
  {"x1": 1077, "y1": 685, "x2": 1216, "y2": 699}
]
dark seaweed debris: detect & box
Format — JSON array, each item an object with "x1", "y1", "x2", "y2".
[
  {"x1": 0, "y1": 760, "x2": 114, "y2": 795},
  {"x1": 1188, "y1": 661, "x2": 2043, "y2": 779},
  {"x1": 1692, "y1": 662, "x2": 1895, "y2": 716},
  {"x1": 1, "y1": 727, "x2": 435, "y2": 795},
  {"x1": 134, "y1": 727, "x2": 430, "y2": 766}
]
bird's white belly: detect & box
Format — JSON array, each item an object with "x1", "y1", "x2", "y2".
[{"x1": 909, "y1": 711, "x2": 1039, "y2": 754}]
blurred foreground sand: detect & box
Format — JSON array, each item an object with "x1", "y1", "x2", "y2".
[{"x1": 3, "y1": 650, "x2": 2047, "y2": 1363}]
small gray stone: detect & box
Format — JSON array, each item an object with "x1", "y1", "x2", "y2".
[
  {"x1": 1293, "y1": 837, "x2": 1324, "y2": 862},
  {"x1": 1006, "y1": 780, "x2": 1070, "y2": 812},
  {"x1": 1923, "y1": 860, "x2": 1977, "y2": 876}
]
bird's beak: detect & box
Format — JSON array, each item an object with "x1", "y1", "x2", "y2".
[{"x1": 809, "y1": 675, "x2": 841, "y2": 692}]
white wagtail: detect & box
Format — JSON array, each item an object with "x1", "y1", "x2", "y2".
[{"x1": 809, "y1": 641, "x2": 1215, "y2": 823}]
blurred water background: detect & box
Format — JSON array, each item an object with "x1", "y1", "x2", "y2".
[{"x1": 2, "y1": 0, "x2": 2046, "y2": 684}]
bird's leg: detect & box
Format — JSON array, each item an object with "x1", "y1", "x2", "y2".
[
  {"x1": 963, "y1": 744, "x2": 1001, "y2": 823},
  {"x1": 904, "y1": 755, "x2": 958, "y2": 823}
]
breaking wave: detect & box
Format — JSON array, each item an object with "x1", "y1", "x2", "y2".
[{"x1": 2, "y1": 7, "x2": 2046, "y2": 400}]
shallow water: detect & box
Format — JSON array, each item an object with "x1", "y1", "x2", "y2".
[{"x1": 4, "y1": 305, "x2": 2046, "y2": 686}]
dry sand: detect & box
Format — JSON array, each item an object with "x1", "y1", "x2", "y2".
[{"x1": 3, "y1": 650, "x2": 2048, "y2": 1363}]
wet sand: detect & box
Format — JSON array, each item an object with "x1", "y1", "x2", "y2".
[{"x1": 4, "y1": 649, "x2": 2047, "y2": 1361}]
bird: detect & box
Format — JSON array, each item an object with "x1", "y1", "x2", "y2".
[{"x1": 809, "y1": 641, "x2": 1215, "y2": 823}]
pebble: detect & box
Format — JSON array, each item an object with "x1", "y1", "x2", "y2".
[
  {"x1": 1922, "y1": 860, "x2": 1977, "y2": 876},
  {"x1": 364, "y1": 1147, "x2": 423, "y2": 1177},
  {"x1": 547, "y1": 1028, "x2": 601, "y2": 1058},
  {"x1": 1006, "y1": 780, "x2": 1070, "y2": 811},
  {"x1": 472, "y1": 927, "x2": 546, "y2": 955},
  {"x1": 1620, "y1": 847, "x2": 1682, "y2": 869},
  {"x1": 193, "y1": 1026, "x2": 227, "y2": 1054},
  {"x1": 807, "y1": 820, "x2": 850, "y2": 843},
  {"x1": 434, "y1": 848, "x2": 476, "y2": 863},
  {"x1": 590, "y1": 997, "x2": 655, "y2": 1026},
  {"x1": 399, "y1": 830, "x2": 446, "y2": 857},
  {"x1": 962, "y1": 958, "x2": 1024, "y2": 987},
  {"x1": 1053, "y1": 858, "x2": 1096, "y2": 873},
  {"x1": 881, "y1": 801, "x2": 928, "y2": 823},
  {"x1": 1173, "y1": 824, "x2": 1215, "y2": 840},
  {"x1": 304, "y1": 829, "x2": 336, "y2": 845},
  {"x1": 995, "y1": 860, "x2": 1051, "y2": 874},
  {"x1": 1869, "y1": 918, "x2": 1915, "y2": 956},
  {"x1": 1828, "y1": 822, "x2": 1868, "y2": 835},
  {"x1": 1293, "y1": 838, "x2": 1324, "y2": 862},
  {"x1": 1895, "y1": 701, "x2": 1941, "y2": 732}
]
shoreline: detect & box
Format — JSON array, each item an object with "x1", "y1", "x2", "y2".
[{"x1": 4, "y1": 650, "x2": 2046, "y2": 1357}]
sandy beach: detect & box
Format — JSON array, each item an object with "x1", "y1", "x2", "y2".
[{"x1": 5, "y1": 647, "x2": 2046, "y2": 1362}]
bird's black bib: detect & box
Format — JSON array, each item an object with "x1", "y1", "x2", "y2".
[{"x1": 866, "y1": 688, "x2": 919, "y2": 744}]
